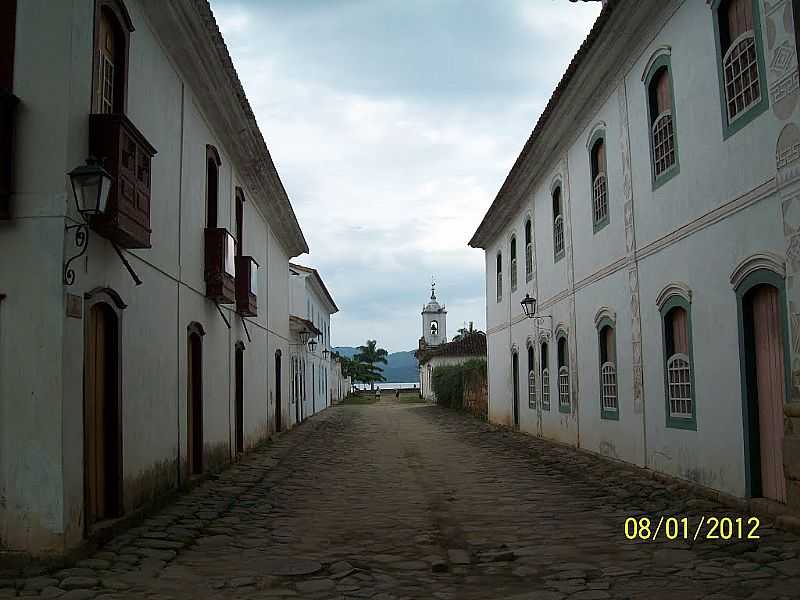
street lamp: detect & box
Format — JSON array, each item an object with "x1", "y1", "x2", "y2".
[
  {"x1": 521, "y1": 293, "x2": 552, "y2": 339},
  {"x1": 63, "y1": 157, "x2": 113, "y2": 285},
  {"x1": 308, "y1": 339, "x2": 317, "y2": 353},
  {"x1": 520, "y1": 294, "x2": 536, "y2": 318},
  {"x1": 69, "y1": 157, "x2": 113, "y2": 217},
  {"x1": 322, "y1": 348, "x2": 329, "y2": 360}
]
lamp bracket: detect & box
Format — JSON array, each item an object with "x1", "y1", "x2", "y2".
[
  {"x1": 240, "y1": 315, "x2": 252, "y2": 343},
  {"x1": 63, "y1": 223, "x2": 89, "y2": 286},
  {"x1": 110, "y1": 241, "x2": 142, "y2": 286},
  {"x1": 215, "y1": 302, "x2": 231, "y2": 329}
]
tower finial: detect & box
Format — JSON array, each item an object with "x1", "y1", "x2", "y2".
[{"x1": 431, "y1": 276, "x2": 436, "y2": 300}]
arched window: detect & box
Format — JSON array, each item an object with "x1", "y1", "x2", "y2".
[
  {"x1": 527, "y1": 344, "x2": 536, "y2": 409},
  {"x1": 510, "y1": 236, "x2": 518, "y2": 292},
  {"x1": 206, "y1": 145, "x2": 221, "y2": 229},
  {"x1": 496, "y1": 252, "x2": 503, "y2": 303},
  {"x1": 590, "y1": 136, "x2": 609, "y2": 231},
  {"x1": 557, "y1": 334, "x2": 570, "y2": 413},
  {"x1": 714, "y1": 0, "x2": 767, "y2": 133},
  {"x1": 540, "y1": 341, "x2": 550, "y2": 411},
  {"x1": 92, "y1": 1, "x2": 133, "y2": 115},
  {"x1": 598, "y1": 320, "x2": 618, "y2": 419},
  {"x1": 646, "y1": 58, "x2": 678, "y2": 183},
  {"x1": 430, "y1": 320, "x2": 439, "y2": 337},
  {"x1": 552, "y1": 186, "x2": 564, "y2": 261},
  {"x1": 658, "y1": 287, "x2": 696, "y2": 429},
  {"x1": 525, "y1": 219, "x2": 533, "y2": 282}
]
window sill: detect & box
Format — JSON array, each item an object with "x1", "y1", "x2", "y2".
[
  {"x1": 593, "y1": 217, "x2": 610, "y2": 234},
  {"x1": 722, "y1": 99, "x2": 768, "y2": 140},
  {"x1": 666, "y1": 415, "x2": 697, "y2": 431},
  {"x1": 652, "y1": 164, "x2": 680, "y2": 191},
  {"x1": 601, "y1": 409, "x2": 619, "y2": 421}
]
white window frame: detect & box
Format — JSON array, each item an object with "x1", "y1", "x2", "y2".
[
  {"x1": 667, "y1": 352, "x2": 692, "y2": 419},
  {"x1": 601, "y1": 362, "x2": 618, "y2": 413},
  {"x1": 652, "y1": 111, "x2": 676, "y2": 178},
  {"x1": 723, "y1": 32, "x2": 761, "y2": 124},
  {"x1": 553, "y1": 215, "x2": 564, "y2": 257},
  {"x1": 558, "y1": 366, "x2": 570, "y2": 410}
]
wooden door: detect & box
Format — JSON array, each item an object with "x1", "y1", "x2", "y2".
[
  {"x1": 187, "y1": 332, "x2": 203, "y2": 475},
  {"x1": 512, "y1": 352, "x2": 520, "y2": 428},
  {"x1": 235, "y1": 346, "x2": 244, "y2": 454},
  {"x1": 275, "y1": 351, "x2": 282, "y2": 433},
  {"x1": 751, "y1": 285, "x2": 787, "y2": 502},
  {"x1": 84, "y1": 303, "x2": 121, "y2": 528}
]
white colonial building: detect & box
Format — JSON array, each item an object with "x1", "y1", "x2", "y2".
[
  {"x1": 470, "y1": 0, "x2": 800, "y2": 509},
  {"x1": 288, "y1": 263, "x2": 341, "y2": 424},
  {"x1": 0, "y1": 0, "x2": 312, "y2": 554}
]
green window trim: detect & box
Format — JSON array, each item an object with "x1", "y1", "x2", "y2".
[
  {"x1": 644, "y1": 54, "x2": 681, "y2": 191},
  {"x1": 711, "y1": 0, "x2": 769, "y2": 140},
  {"x1": 659, "y1": 294, "x2": 697, "y2": 430},
  {"x1": 556, "y1": 331, "x2": 571, "y2": 414},
  {"x1": 588, "y1": 128, "x2": 610, "y2": 234},
  {"x1": 597, "y1": 316, "x2": 619, "y2": 421},
  {"x1": 734, "y1": 268, "x2": 792, "y2": 497}
]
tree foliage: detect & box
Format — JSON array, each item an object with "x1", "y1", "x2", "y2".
[{"x1": 341, "y1": 340, "x2": 389, "y2": 389}]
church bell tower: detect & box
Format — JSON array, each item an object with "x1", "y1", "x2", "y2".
[{"x1": 421, "y1": 281, "x2": 447, "y2": 347}]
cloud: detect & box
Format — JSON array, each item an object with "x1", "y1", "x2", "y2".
[{"x1": 212, "y1": 0, "x2": 601, "y2": 353}]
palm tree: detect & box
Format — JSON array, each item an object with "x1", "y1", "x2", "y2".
[{"x1": 355, "y1": 340, "x2": 388, "y2": 390}]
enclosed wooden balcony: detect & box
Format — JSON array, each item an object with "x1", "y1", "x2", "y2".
[
  {"x1": 204, "y1": 228, "x2": 236, "y2": 304},
  {"x1": 235, "y1": 255, "x2": 258, "y2": 316},
  {"x1": 89, "y1": 113, "x2": 157, "y2": 248}
]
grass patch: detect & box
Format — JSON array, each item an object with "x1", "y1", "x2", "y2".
[
  {"x1": 340, "y1": 394, "x2": 380, "y2": 405},
  {"x1": 394, "y1": 391, "x2": 426, "y2": 404}
]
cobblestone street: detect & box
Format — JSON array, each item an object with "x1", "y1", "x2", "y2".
[{"x1": 7, "y1": 400, "x2": 800, "y2": 600}]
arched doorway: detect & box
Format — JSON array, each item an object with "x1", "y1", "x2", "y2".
[
  {"x1": 235, "y1": 342, "x2": 244, "y2": 455},
  {"x1": 511, "y1": 350, "x2": 520, "y2": 429},
  {"x1": 187, "y1": 323, "x2": 204, "y2": 476},
  {"x1": 738, "y1": 272, "x2": 789, "y2": 503},
  {"x1": 275, "y1": 350, "x2": 282, "y2": 432},
  {"x1": 84, "y1": 301, "x2": 122, "y2": 529}
]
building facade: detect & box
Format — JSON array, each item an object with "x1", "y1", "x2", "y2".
[
  {"x1": 288, "y1": 263, "x2": 339, "y2": 425},
  {"x1": 470, "y1": 0, "x2": 800, "y2": 508},
  {"x1": 0, "y1": 0, "x2": 309, "y2": 554}
]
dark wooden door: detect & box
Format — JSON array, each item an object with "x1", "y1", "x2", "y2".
[
  {"x1": 235, "y1": 346, "x2": 244, "y2": 454},
  {"x1": 275, "y1": 351, "x2": 282, "y2": 432},
  {"x1": 84, "y1": 303, "x2": 121, "y2": 529},
  {"x1": 512, "y1": 352, "x2": 520, "y2": 428},
  {"x1": 188, "y1": 332, "x2": 203, "y2": 475}
]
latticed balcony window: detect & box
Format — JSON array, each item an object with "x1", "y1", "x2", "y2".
[
  {"x1": 601, "y1": 362, "x2": 617, "y2": 412},
  {"x1": 558, "y1": 366, "x2": 570, "y2": 410},
  {"x1": 593, "y1": 174, "x2": 608, "y2": 225},
  {"x1": 667, "y1": 353, "x2": 692, "y2": 418},
  {"x1": 724, "y1": 33, "x2": 760, "y2": 122},
  {"x1": 541, "y1": 368, "x2": 551, "y2": 410},
  {"x1": 553, "y1": 215, "x2": 564, "y2": 256},
  {"x1": 525, "y1": 243, "x2": 533, "y2": 282},
  {"x1": 652, "y1": 112, "x2": 675, "y2": 178},
  {"x1": 528, "y1": 370, "x2": 536, "y2": 409}
]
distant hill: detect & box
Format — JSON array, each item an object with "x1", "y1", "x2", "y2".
[{"x1": 335, "y1": 347, "x2": 419, "y2": 383}]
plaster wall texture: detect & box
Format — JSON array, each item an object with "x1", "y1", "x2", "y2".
[
  {"x1": 0, "y1": 0, "x2": 305, "y2": 553},
  {"x1": 479, "y1": 0, "x2": 799, "y2": 500}
]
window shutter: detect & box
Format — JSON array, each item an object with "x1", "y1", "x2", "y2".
[
  {"x1": 656, "y1": 70, "x2": 671, "y2": 114},
  {"x1": 727, "y1": 0, "x2": 753, "y2": 42}
]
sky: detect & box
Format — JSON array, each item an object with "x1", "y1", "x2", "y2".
[{"x1": 212, "y1": 0, "x2": 602, "y2": 353}]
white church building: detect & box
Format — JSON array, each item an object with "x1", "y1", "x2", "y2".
[
  {"x1": 470, "y1": 0, "x2": 800, "y2": 509},
  {"x1": 416, "y1": 285, "x2": 486, "y2": 401}
]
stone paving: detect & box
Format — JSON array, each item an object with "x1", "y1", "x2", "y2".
[{"x1": 3, "y1": 400, "x2": 800, "y2": 599}]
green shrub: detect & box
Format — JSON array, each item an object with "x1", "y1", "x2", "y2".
[{"x1": 431, "y1": 359, "x2": 487, "y2": 410}]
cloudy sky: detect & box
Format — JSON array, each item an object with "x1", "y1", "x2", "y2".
[{"x1": 212, "y1": 0, "x2": 601, "y2": 353}]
